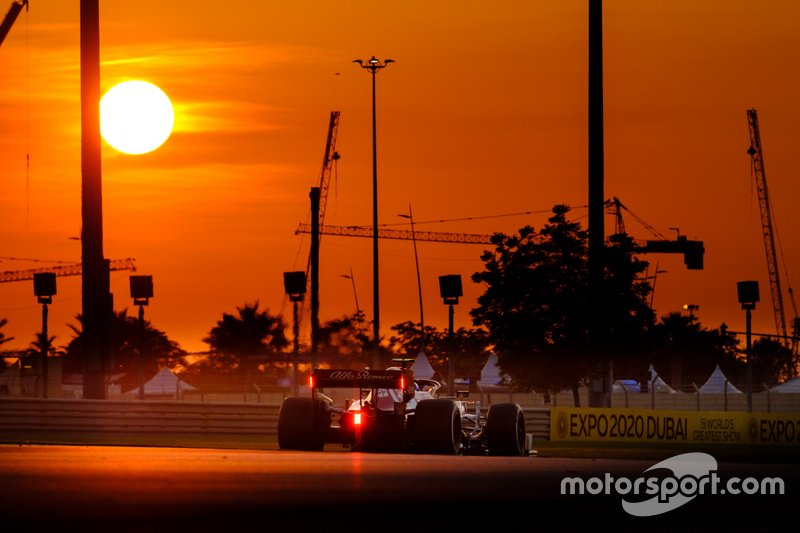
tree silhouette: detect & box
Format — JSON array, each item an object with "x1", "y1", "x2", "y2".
[
  {"x1": 626, "y1": 312, "x2": 738, "y2": 391},
  {"x1": 750, "y1": 337, "x2": 797, "y2": 387},
  {"x1": 389, "y1": 321, "x2": 491, "y2": 385},
  {"x1": 62, "y1": 309, "x2": 187, "y2": 393},
  {"x1": 470, "y1": 205, "x2": 654, "y2": 404},
  {"x1": 202, "y1": 301, "x2": 289, "y2": 378},
  {"x1": 316, "y1": 311, "x2": 371, "y2": 368}
]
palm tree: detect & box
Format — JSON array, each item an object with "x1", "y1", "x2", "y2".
[
  {"x1": 0, "y1": 318, "x2": 14, "y2": 372},
  {"x1": 202, "y1": 301, "x2": 289, "y2": 377}
]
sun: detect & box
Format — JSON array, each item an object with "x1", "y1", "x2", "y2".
[{"x1": 100, "y1": 80, "x2": 174, "y2": 155}]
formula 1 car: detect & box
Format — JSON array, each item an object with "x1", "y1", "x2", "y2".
[{"x1": 277, "y1": 365, "x2": 529, "y2": 456}]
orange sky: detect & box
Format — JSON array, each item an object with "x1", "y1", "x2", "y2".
[{"x1": 1, "y1": 1, "x2": 798, "y2": 356}]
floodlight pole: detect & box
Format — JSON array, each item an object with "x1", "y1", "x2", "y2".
[
  {"x1": 737, "y1": 280, "x2": 759, "y2": 413},
  {"x1": 81, "y1": 0, "x2": 113, "y2": 400},
  {"x1": 354, "y1": 56, "x2": 393, "y2": 368},
  {"x1": 439, "y1": 274, "x2": 462, "y2": 394},
  {"x1": 137, "y1": 303, "x2": 145, "y2": 400},
  {"x1": 33, "y1": 272, "x2": 56, "y2": 399},
  {"x1": 292, "y1": 298, "x2": 300, "y2": 396},
  {"x1": 745, "y1": 305, "x2": 753, "y2": 412},
  {"x1": 130, "y1": 275, "x2": 153, "y2": 401},
  {"x1": 283, "y1": 271, "x2": 307, "y2": 397},
  {"x1": 447, "y1": 301, "x2": 455, "y2": 394},
  {"x1": 40, "y1": 301, "x2": 49, "y2": 399},
  {"x1": 588, "y1": 0, "x2": 609, "y2": 408}
]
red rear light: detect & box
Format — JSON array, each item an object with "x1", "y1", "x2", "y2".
[
  {"x1": 309, "y1": 375, "x2": 314, "y2": 388},
  {"x1": 400, "y1": 376, "x2": 405, "y2": 390},
  {"x1": 354, "y1": 412, "x2": 362, "y2": 426}
]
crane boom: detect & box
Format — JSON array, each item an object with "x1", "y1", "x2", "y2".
[
  {"x1": 747, "y1": 108, "x2": 789, "y2": 344},
  {"x1": 318, "y1": 111, "x2": 340, "y2": 228},
  {"x1": 296, "y1": 223, "x2": 496, "y2": 245},
  {"x1": 0, "y1": 0, "x2": 27, "y2": 47},
  {"x1": 0, "y1": 257, "x2": 137, "y2": 283},
  {"x1": 297, "y1": 216, "x2": 704, "y2": 268}
]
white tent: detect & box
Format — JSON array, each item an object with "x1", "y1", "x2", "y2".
[
  {"x1": 771, "y1": 377, "x2": 800, "y2": 393},
  {"x1": 477, "y1": 354, "x2": 510, "y2": 391},
  {"x1": 699, "y1": 364, "x2": 742, "y2": 394},
  {"x1": 133, "y1": 367, "x2": 196, "y2": 397},
  {"x1": 410, "y1": 352, "x2": 435, "y2": 380},
  {"x1": 648, "y1": 364, "x2": 677, "y2": 393}
]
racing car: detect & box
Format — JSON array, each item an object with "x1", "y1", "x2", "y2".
[{"x1": 277, "y1": 364, "x2": 529, "y2": 456}]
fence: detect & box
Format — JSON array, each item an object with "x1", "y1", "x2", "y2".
[{"x1": 548, "y1": 388, "x2": 800, "y2": 413}]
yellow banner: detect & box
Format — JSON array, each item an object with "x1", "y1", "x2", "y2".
[{"x1": 550, "y1": 407, "x2": 800, "y2": 446}]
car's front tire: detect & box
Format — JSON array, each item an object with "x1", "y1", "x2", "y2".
[{"x1": 485, "y1": 402, "x2": 526, "y2": 456}]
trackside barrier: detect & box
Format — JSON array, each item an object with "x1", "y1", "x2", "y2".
[
  {"x1": 0, "y1": 397, "x2": 280, "y2": 435},
  {"x1": 0, "y1": 398, "x2": 551, "y2": 442},
  {"x1": 6, "y1": 400, "x2": 800, "y2": 446},
  {"x1": 522, "y1": 408, "x2": 550, "y2": 441}
]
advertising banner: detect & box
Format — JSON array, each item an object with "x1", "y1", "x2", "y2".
[{"x1": 550, "y1": 407, "x2": 800, "y2": 445}]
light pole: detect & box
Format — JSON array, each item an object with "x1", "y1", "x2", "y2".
[
  {"x1": 33, "y1": 273, "x2": 56, "y2": 399},
  {"x1": 130, "y1": 275, "x2": 153, "y2": 401},
  {"x1": 646, "y1": 262, "x2": 667, "y2": 309},
  {"x1": 439, "y1": 274, "x2": 462, "y2": 394},
  {"x1": 284, "y1": 271, "x2": 307, "y2": 397},
  {"x1": 399, "y1": 204, "x2": 424, "y2": 353},
  {"x1": 737, "y1": 281, "x2": 759, "y2": 412},
  {"x1": 354, "y1": 55, "x2": 394, "y2": 368},
  {"x1": 340, "y1": 267, "x2": 362, "y2": 323}
]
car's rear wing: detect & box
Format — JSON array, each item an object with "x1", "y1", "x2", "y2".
[{"x1": 312, "y1": 368, "x2": 414, "y2": 389}]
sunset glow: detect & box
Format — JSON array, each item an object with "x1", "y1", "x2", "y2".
[{"x1": 0, "y1": 1, "x2": 797, "y2": 356}]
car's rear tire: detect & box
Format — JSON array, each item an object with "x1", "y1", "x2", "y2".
[
  {"x1": 411, "y1": 399, "x2": 461, "y2": 455},
  {"x1": 277, "y1": 397, "x2": 325, "y2": 451},
  {"x1": 485, "y1": 403, "x2": 526, "y2": 456}
]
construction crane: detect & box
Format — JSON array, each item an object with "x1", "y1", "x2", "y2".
[
  {"x1": 298, "y1": 112, "x2": 340, "y2": 273},
  {"x1": 747, "y1": 108, "x2": 795, "y2": 350},
  {"x1": 296, "y1": 200, "x2": 705, "y2": 271},
  {"x1": 286, "y1": 112, "x2": 341, "y2": 321},
  {"x1": 605, "y1": 197, "x2": 705, "y2": 270},
  {"x1": 0, "y1": 0, "x2": 27, "y2": 47},
  {"x1": 0, "y1": 257, "x2": 137, "y2": 283}
]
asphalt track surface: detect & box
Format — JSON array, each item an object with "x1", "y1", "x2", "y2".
[{"x1": 0, "y1": 444, "x2": 798, "y2": 531}]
